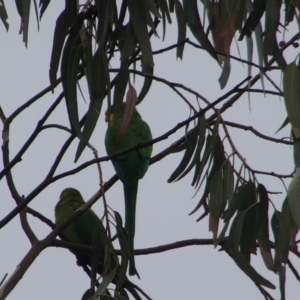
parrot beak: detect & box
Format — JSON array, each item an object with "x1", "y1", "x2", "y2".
[{"x1": 105, "y1": 110, "x2": 114, "y2": 123}]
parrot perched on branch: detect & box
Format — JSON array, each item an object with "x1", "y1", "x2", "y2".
[
  {"x1": 55, "y1": 188, "x2": 151, "y2": 300},
  {"x1": 105, "y1": 103, "x2": 153, "y2": 276}
]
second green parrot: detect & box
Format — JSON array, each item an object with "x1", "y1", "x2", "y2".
[
  {"x1": 55, "y1": 188, "x2": 150, "y2": 300},
  {"x1": 105, "y1": 103, "x2": 152, "y2": 276}
]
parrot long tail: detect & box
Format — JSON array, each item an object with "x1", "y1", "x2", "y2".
[{"x1": 123, "y1": 181, "x2": 139, "y2": 276}]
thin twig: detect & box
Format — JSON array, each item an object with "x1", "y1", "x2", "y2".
[
  {"x1": 225, "y1": 121, "x2": 292, "y2": 145},
  {"x1": 52, "y1": 237, "x2": 214, "y2": 255},
  {"x1": 287, "y1": 259, "x2": 300, "y2": 282},
  {"x1": 26, "y1": 207, "x2": 56, "y2": 229},
  {"x1": 236, "y1": 88, "x2": 283, "y2": 96},
  {"x1": 19, "y1": 207, "x2": 38, "y2": 244},
  {"x1": 0, "y1": 94, "x2": 64, "y2": 181},
  {"x1": 0, "y1": 275, "x2": 7, "y2": 288}
]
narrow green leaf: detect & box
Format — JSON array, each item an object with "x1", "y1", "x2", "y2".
[
  {"x1": 15, "y1": 0, "x2": 22, "y2": 16},
  {"x1": 223, "y1": 160, "x2": 234, "y2": 205},
  {"x1": 284, "y1": 0, "x2": 295, "y2": 25},
  {"x1": 239, "y1": 0, "x2": 267, "y2": 40},
  {"x1": 272, "y1": 36, "x2": 287, "y2": 70},
  {"x1": 271, "y1": 210, "x2": 280, "y2": 242},
  {"x1": 192, "y1": 117, "x2": 220, "y2": 187},
  {"x1": 174, "y1": 0, "x2": 186, "y2": 59},
  {"x1": 294, "y1": 138, "x2": 300, "y2": 168},
  {"x1": 33, "y1": 0, "x2": 40, "y2": 31},
  {"x1": 158, "y1": 0, "x2": 172, "y2": 40},
  {"x1": 283, "y1": 61, "x2": 300, "y2": 138},
  {"x1": 94, "y1": 265, "x2": 118, "y2": 296},
  {"x1": 209, "y1": 169, "x2": 223, "y2": 242},
  {"x1": 238, "y1": 181, "x2": 257, "y2": 260},
  {"x1": 96, "y1": 0, "x2": 111, "y2": 46},
  {"x1": 127, "y1": 0, "x2": 154, "y2": 102},
  {"x1": 228, "y1": 212, "x2": 276, "y2": 289},
  {"x1": 18, "y1": 0, "x2": 31, "y2": 47},
  {"x1": 279, "y1": 264, "x2": 286, "y2": 300},
  {"x1": 120, "y1": 23, "x2": 137, "y2": 62},
  {"x1": 91, "y1": 223, "x2": 105, "y2": 288},
  {"x1": 83, "y1": 26, "x2": 93, "y2": 94},
  {"x1": 114, "y1": 212, "x2": 128, "y2": 295},
  {"x1": 218, "y1": 60, "x2": 231, "y2": 89},
  {"x1": 274, "y1": 199, "x2": 292, "y2": 270},
  {"x1": 168, "y1": 0, "x2": 174, "y2": 12},
  {"x1": 167, "y1": 127, "x2": 198, "y2": 182},
  {"x1": 275, "y1": 116, "x2": 289, "y2": 134},
  {"x1": 75, "y1": 50, "x2": 108, "y2": 161},
  {"x1": 183, "y1": 0, "x2": 217, "y2": 61},
  {"x1": 49, "y1": 10, "x2": 71, "y2": 89},
  {"x1": 287, "y1": 167, "x2": 300, "y2": 228},
  {"x1": 142, "y1": 3, "x2": 158, "y2": 36},
  {"x1": 246, "y1": 35, "x2": 253, "y2": 80},
  {"x1": 114, "y1": 211, "x2": 134, "y2": 278},
  {"x1": 61, "y1": 12, "x2": 85, "y2": 137},
  {"x1": 39, "y1": 0, "x2": 51, "y2": 19},
  {"x1": 236, "y1": 0, "x2": 247, "y2": 30},
  {"x1": 192, "y1": 189, "x2": 209, "y2": 218},
  {"x1": 176, "y1": 115, "x2": 206, "y2": 182},
  {"x1": 257, "y1": 184, "x2": 273, "y2": 270},
  {"x1": 264, "y1": 0, "x2": 279, "y2": 57},
  {"x1": 222, "y1": 184, "x2": 245, "y2": 222},
  {"x1": 143, "y1": 0, "x2": 161, "y2": 18},
  {"x1": 294, "y1": 0, "x2": 300, "y2": 14},
  {"x1": 65, "y1": 0, "x2": 78, "y2": 25},
  {"x1": 0, "y1": 0, "x2": 9, "y2": 31},
  {"x1": 246, "y1": 0, "x2": 265, "y2": 88},
  {"x1": 170, "y1": 129, "x2": 197, "y2": 153}
]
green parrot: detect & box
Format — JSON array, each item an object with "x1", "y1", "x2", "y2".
[
  {"x1": 105, "y1": 103, "x2": 152, "y2": 276},
  {"x1": 55, "y1": 188, "x2": 150, "y2": 300}
]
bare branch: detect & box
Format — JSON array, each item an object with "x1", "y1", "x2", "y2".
[{"x1": 225, "y1": 121, "x2": 292, "y2": 145}]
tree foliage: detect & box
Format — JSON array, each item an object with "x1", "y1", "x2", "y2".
[{"x1": 0, "y1": 1, "x2": 300, "y2": 299}]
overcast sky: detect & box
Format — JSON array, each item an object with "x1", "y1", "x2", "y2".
[{"x1": 0, "y1": 2, "x2": 299, "y2": 300}]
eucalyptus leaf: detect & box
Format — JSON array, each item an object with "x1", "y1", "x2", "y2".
[
  {"x1": 264, "y1": 0, "x2": 279, "y2": 57},
  {"x1": 183, "y1": 0, "x2": 217, "y2": 60},
  {"x1": 228, "y1": 212, "x2": 276, "y2": 289},
  {"x1": 176, "y1": 115, "x2": 206, "y2": 182},
  {"x1": 94, "y1": 265, "x2": 118, "y2": 296},
  {"x1": 39, "y1": 0, "x2": 51, "y2": 19},
  {"x1": 209, "y1": 169, "x2": 223, "y2": 242},
  {"x1": 167, "y1": 125, "x2": 199, "y2": 182},
  {"x1": 61, "y1": 12, "x2": 86, "y2": 137},
  {"x1": 91, "y1": 223, "x2": 106, "y2": 288},
  {"x1": 287, "y1": 167, "x2": 300, "y2": 228},
  {"x1": 239, "y1": 0, "x2": 267, "y2": 40},
  {"x1": 0, "y1": 0, "x2": 8, "y2": 31},
  {"x1": 174, "y1": 0, "x2": 186, "y2": 59},
  {"x1": 274, "y1": 199, "x2": 293, "y2": 270},
  {"x1": 257, "y1": 184, "x2": 273, "y2": 270},
  {"x1": 75, "y1": 50, "x2": 108, "y2": 161},
  {"x1": 283, "y1": 61, "x2": 300, "y2": 138},
  {"x1": 127, "y1": 0, "x2": 154, "y2": 102},
  {"x1": 49, "y1": 10, "x2": 71, "y2": 89}
]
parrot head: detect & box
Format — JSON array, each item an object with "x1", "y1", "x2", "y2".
[{"x1": 105, "y1": 103, "x2": 141, "y2": 124}]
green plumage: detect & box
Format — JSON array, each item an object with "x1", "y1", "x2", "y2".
[
  {"x1": 105, "y1": 104, "x2": 152, "y2": 276},
  {"x1": 55, "y1": 188, "x2": 150, "y2": 300}
]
